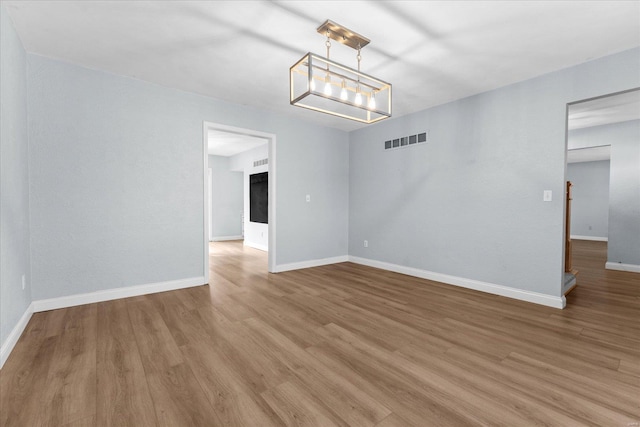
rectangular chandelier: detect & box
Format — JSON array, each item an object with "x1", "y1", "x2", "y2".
[{"x1": 289, "y1": 21, "x2": 392, "y2": 124}]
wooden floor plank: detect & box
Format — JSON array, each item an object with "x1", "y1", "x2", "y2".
[
  {"x1": 619, "y1": 358, "x2": 640, "y2": 377},
  {"x1": 1, "y1": 239, "x2": 638, "y2": 426},
  {"x1": 126, "y1": 296, "x2": 184, "y2": 374},
  {"x1": 35, "y1": 305, "x2": 98, "y2": 426},
  {"x1": 62, "y1": 415, "x2": 97, "y2": 427},
  {"x1": 318, "y1": 322, "x2": 580, "y2": 426},
  {"x1": 502, "y1": 351, "x2": 639, "y2": 415},
  {"x1": 244, "y1": 317, "x2": 393, "y2": 427},
  {"x1": 179, "y1": 340, "x2": 285, "y2": 427},
  {"x1": 145, "y1": 362, "x2": 223, "y2": 427},
  {"x1": 0, "y1": 335, "x2": 57, "y2": 427},
  {"x1": 96, "y1": 299, "x2": 157, "y2": 427},
  {"x1": 261, "y1": 381, "x2": 346, "y2": 427},
  {"x1": 373, "y1": 413, "x2": 414, "y2": 427},
  {"x1": 306, "y1": 335, "x2": 473, "y2": 426},
  {"x1": 436, "y1": 345, "x2": 634, "y2": 426}
]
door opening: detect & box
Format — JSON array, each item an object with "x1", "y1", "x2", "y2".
[
  {"x1": 203, "y1": 122, "x2": 277, "y2": 282},
  {"x1": 563, "y1": 88, "x2": 640, "y2": 297}
]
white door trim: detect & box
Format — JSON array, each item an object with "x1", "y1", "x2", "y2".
[{"x1": 208, "y1": 168, "x2": 213, "y2": 242}]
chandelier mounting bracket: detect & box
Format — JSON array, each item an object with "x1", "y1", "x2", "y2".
[{"x1": 316, "y1": 20, "x2": 370, "y2": 50}]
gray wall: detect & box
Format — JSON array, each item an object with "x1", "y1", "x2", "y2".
[
  {"x1": 1, "y1": 6, "x2": 32, "y2": 347},
  {"x1": 567, "y1": 160, "x2": 610, "y2": 239},
  {"x1": 568, "y1": 120, "x2": 640, "y2": 266},
  {"x1": 349, "y1": 48, "x2": 639, "y2": 298},
  {"x1": 27, "y1": 54, "x2": 349, "y2": 300},
  {"x1": 209, "y1": 155, "x2": 242, "y2": 240}
]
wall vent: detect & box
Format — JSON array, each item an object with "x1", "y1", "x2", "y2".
[
  {"x1": 253, "y1": 158, "x2": 268, "y2": 167},
  {"x1": 384, "y1": 131, "x2": 428, "y2": 150}
]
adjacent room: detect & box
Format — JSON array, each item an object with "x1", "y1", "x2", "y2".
[
  {"x1": 207, "y1": 126, "x2": 270, "y2": 250},
  {"x1": 562, "y1": 89, "x2": 640, "y2": 293},
  {"x1": 1, "y1": 1, "x2": 639, "y2": 426}
]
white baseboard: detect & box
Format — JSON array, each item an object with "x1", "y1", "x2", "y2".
[
  {"x1": 605, "y1": 262, "x2": 640, "y2": 273},
  {"x1": 348, "y1": 256, "x2": 566, "y2": 309},
  {"x1": 571, "y1": 235, "x2": 608, "y2": 242},
  {"x1": 273, "y1": 255, "x2": 349, "y2": 273},
  {"x1": 32, "y1": 276, "x2": 206, "y2": 313},
  {"x1": 1, "y1": 302, "x2": 34, "y2": 369},
  {"x1": 211, "y1": 235, "x2": 244, "y2": 242},
  {"x1": 244, "y1": 241, "x2": 268, "y2": 252}
]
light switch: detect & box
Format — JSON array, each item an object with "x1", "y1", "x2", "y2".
[
  {"x1": 543, "y1": 190, "x2": 552, "y2": 202},
  {"x1": 306, "y1": 194, "x2": 310, "y2": 202}
]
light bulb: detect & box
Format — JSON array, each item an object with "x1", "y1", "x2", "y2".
[
  {"x1": 368, "y1": 93, "x2": 376, "y2": 110},
  {"x1": 340, "y1": 80, "x2": 348, "y2": 101},
  {"x1": 323, "y1": 76, "x2": 332, "y2": 96},
  {"x1": 310, "y1": 79, "x2": 316, "y2": 91},
  {"x1": 354, "y1": 91, "x2": 362, "y2": 106}
]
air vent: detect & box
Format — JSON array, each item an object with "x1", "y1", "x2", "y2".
[
  {"x1": 253, "y1": 158, "x2": 268, "y2": 167},
  {"x1": 384, "y1": 131, "x2": 428, "y2": 150}
]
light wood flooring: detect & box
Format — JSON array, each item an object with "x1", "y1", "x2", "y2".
[{"x1": 1, "y1": 240, "x2": 638, "y2": 426}]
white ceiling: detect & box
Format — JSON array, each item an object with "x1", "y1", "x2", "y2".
[
  {"x1": 566, "y1": 90, "x2": 640, "y2": 163},
  {"x1": 208, "y1": 129, "x2": 267, "y2": 157},
  {"x1": 568, "y1": 90, "x2": 640, "y2": 130},
  {"x1": 4, "y1": 1, "x2": 640, "y2": 132}
]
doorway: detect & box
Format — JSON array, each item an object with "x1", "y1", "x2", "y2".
[
  {"x1": 563, "y1": 88, "x2": 640, "y2": 296},
  {"x1": 202, "y1": 122, "x2": 277, "y2": 282}
]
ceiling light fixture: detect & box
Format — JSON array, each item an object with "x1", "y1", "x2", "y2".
[{"x1": 290, "y1": 20, "x2": 392, "y2": 124}]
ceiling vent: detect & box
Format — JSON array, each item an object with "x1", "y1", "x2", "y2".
[{"x1": 384, "y1": 132, "x2": 428, "y2": 150}]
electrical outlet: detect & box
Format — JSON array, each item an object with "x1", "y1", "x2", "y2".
[
  {"x1": 21, "y1": 274, "x2": 26, "y2": 290},
  {"x1": 363, "y1": 240, "x2": 368, "y2": 248},
  {"x1": 306, "y1": 194, "x2": 310, "y2": 202}
]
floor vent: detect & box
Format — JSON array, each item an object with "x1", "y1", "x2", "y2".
[
  {"x1": 253, "y1": 158, "x2": 268, "y2": 167},
  {"x1": 384, "y1": 132, "x2": 428, "y2": 150}
]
